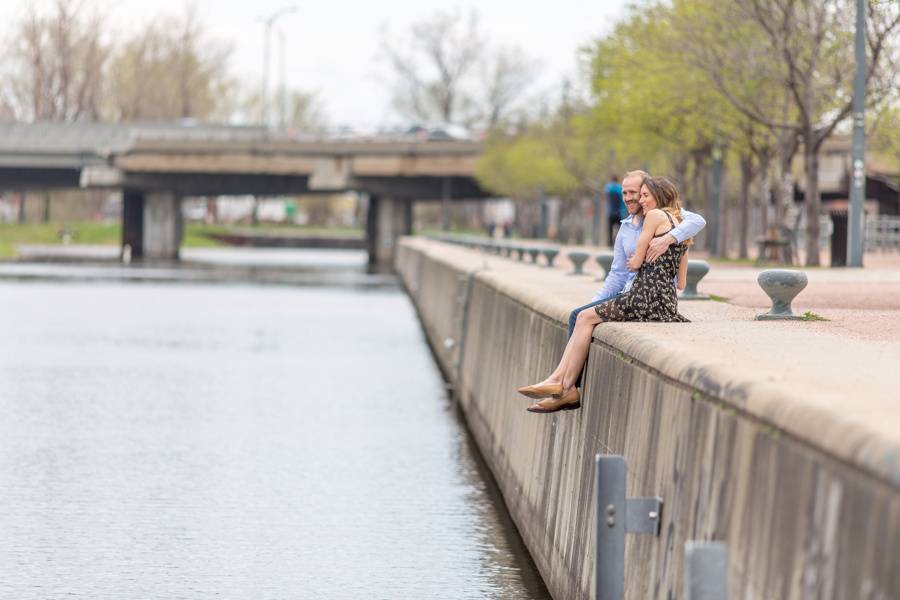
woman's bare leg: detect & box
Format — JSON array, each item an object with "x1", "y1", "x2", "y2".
[
  {"x1": 533, "y1": 309, "x2": 602, "y2": 387},
  {"x1": 559, "y1": 309, "x2": 602, "y2": 392}
]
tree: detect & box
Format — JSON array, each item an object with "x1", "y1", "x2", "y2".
[
  {"x1": 4, "y1": 0, "x2": 108, "y2": 121},
  {"x1": 584, "y1": 2, "x2": 753, "y2": 253},
  {"x1": 871, "y1": 101, "x2": 900, "y2": 176},
  {"x1": 380, "y1": 9, "x2": 537, "y2": 129},
  {"x1": 106, "y1": 6, "x2": 234, "y2": 122},
  {"x1": 676, "y1": 0, "x2": 900, "y2": 265},
  {"x1": 235, "y1": 89, "x2": 326, "y2": 133},
  {"x1": 381, "y1": 9, "x2": 482, "y2": 125},
  {"x1": 479, "y1": 45, "x2": 539, "y2": 128}
]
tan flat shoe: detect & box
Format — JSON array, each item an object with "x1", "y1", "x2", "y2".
[
  {"x1": 516, "y1": 382, "x2": 564, "y2": 399},
  {"x1": 526, "y1": 388, "x2": 581, "y2": 413}
]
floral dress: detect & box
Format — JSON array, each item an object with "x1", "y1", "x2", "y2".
[{"x1": 594, "y1": 211, "x2": 690, "y2": 323}]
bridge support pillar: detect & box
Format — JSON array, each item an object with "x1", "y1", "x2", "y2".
[
  {"x1": 144, "y1": 192, "x2": 183, "y2": 260},
  {"x1": 120, "y1": 190, "x2": 183, "y2": 261},
  {"x1": 367, "y1": 195, "x2": 412, "y2": 268},
  {"x1": 122, "y1": 189, "x2": 145, "y2": 259}
]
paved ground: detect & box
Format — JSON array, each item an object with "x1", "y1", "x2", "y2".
[{"x1": 546, "y1": 247, "x2": 900, "y2": 342}]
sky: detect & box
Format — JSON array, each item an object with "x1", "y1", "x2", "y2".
[{"x1": 3, "y1": 0, "x2": 631, "y2": 129}]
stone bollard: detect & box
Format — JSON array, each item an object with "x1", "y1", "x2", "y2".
[
  {"x1": 542, "y1": 247, "x2": 560, "y2": 267},
  {"x1": 756, "y1": 269, "x2": 808, "y2": 320},
  {"x1": 595, "y1": 252, "x2": 614, "y2": 281},
  {"x1": 567, "y1": 251, "x2": 590, "y2": 275},
  {"x1": 527, "y1": 247, "x2": 541, "y2": 263},
  {"x1": 680, "y1": 260, "x2": 710, "y2": 300}
]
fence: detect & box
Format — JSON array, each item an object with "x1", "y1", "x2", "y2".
[{"x1": 866, "y1": 215, "x2": 900, "y2": 252}]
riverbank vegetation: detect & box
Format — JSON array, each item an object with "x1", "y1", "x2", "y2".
[{"x1": 0, "y1": 222, "x2": 365, "y2": 259}]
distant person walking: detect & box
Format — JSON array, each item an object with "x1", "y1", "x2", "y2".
[{"x1": 605, "y1": 175, "x2": 625, "y2": 243}]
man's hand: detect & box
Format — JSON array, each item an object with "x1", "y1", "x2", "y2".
[
  {"x1": 646, "y1": 233, "x2": 676, "y2": 263},
  {"x1": 626, "y1": 252, "x2": 641, "y2": 271}
]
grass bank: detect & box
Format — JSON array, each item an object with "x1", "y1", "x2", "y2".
[{"x1": 0, "y1": 222, "x2": 364, "y2": 259}]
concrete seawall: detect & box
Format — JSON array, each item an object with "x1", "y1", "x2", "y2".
[{"x1": 397, "y1": 237, "x2": 900, "y2": 600}]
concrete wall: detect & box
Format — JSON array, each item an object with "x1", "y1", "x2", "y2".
[{"x1": 396, "y1": 237, "x2": 900, "y2": 600}]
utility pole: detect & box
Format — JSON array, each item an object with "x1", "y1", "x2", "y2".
[
  {"x1": 847, "y1": 0, "x2": 866, "y2": 267},
  {"x1": 441, "y1": 177, "x2": 451, "y2": 231},
  {"x1": 278, "y1": 27, "x2": 287, "y2": 130},
  {"x1": 709, "y1": 146, "x2": 723, "y2": 256},
  {"x1": 260, "y1": 6, "x2": 298, "y2": 127}
]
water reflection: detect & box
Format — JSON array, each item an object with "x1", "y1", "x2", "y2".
[{"x1": 0, "y1": 263, "x2": 549, "y2": 599}]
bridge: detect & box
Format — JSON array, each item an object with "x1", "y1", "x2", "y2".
[{"x1": 0, "y1": 122, "x2": 488, "y2": 265}]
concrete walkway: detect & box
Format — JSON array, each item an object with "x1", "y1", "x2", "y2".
[{"x1": 527, "y1": 243, "x2": 900, "y2": 340}]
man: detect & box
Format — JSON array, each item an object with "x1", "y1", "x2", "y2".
[
  {"x1": 605, "y1": 175, "x2": 625, "y2": 242},
  {"x1": 567, "y1": 170, "x2": 706, "y2": 339}
]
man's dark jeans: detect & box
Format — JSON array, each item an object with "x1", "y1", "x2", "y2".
[{"x1": 567, "y1": 293, "x2": 618, "y2": 388}]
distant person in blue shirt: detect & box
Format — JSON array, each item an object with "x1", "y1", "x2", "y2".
[
  {"x1": 516, "y1": 170, "x2": 706, "y2": 412},
  {"x1": 605, "y1": 175, "x2": 625, "y2": 242}
]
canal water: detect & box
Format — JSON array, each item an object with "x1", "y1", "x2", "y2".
[{"x1": 0, "y1": 250, "x2": 550, "y2": 599}]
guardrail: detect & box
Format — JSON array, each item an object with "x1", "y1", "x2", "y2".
[{"x1": 866, "y1": 216, "x2": 900, "y2": 251}]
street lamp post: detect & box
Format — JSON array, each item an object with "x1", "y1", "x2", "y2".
[
  {"x1": 848, "y1": 0, "x2": 866, "y2": 267},
  {"x1": 260, "y1": 6, "x2": 298, "y2": 128},
  {"x1": 276, "y1": 27, "x2": 288, "y2": 130},
  {"x1": 709, "y1": 146, "x2": 723, "y2": 257}
]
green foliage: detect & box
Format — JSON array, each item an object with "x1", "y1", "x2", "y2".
[
  {"x1": 105, "y1": 7, "x2": 234, "y2": 121},
  {"x1": 800, "y1": 310, "x2": 828, "y2": 321},
  {"x1": 475, "y1": 0, "x2": 755, "y2": 207},
  {"x1": 0, "y1": 222, "x2": 369, "y2": 259},
  {"x1": 587, "y1": 3, "x2": 719, "y2": 170},
  {"x1": 871, "y1": 103, "x2": 900, "y2": 175},
  {"x1": 0, "y1": 222, "x2": 120, "y2": 258},
  {"x1": 474, "y1": 0, "x2": 899, "y2": 250},
  {"x1": 475, "y1": 128, "x2": 579, "y2": 199}
]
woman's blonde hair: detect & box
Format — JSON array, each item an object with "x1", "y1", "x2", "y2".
[{"x1": 642, "y1": 176, "x2": 693, "y2": 246}]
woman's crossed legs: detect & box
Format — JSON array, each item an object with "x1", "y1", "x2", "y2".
[
  {"x1": 525, "y1": 308, "x2": 604, "y2": 411},
  {"x1": 549, "y1": 308, "x2": 603, "y2": 391}
]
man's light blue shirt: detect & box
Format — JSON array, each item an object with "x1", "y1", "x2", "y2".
[{"x1": 591, "y1": 209, "x2": 706, "y2": 302}]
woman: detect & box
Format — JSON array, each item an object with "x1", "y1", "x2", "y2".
[{"x1": 517, "y1": 176, "x2": 691, "y2": 413}]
